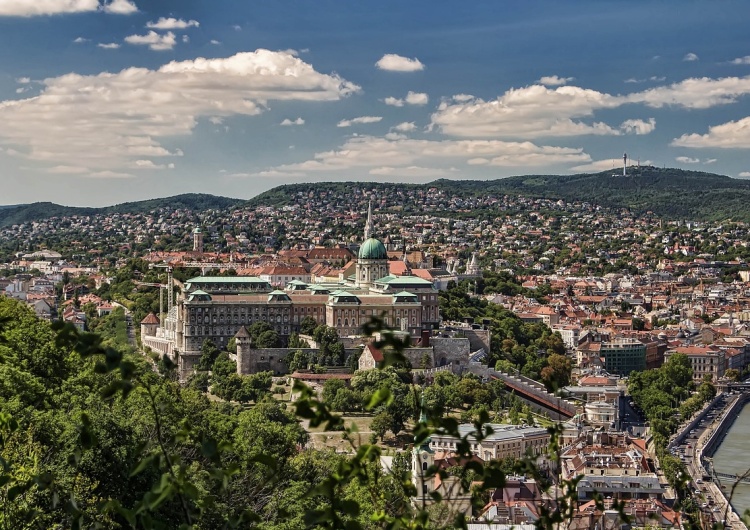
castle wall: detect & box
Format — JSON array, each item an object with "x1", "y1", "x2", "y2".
[
  {"x1": 431, "y1": 337, "x2": 471, "y2": 368},
  {"x1": 236, "y1": 347, "x2": 362, "y2": 375}
]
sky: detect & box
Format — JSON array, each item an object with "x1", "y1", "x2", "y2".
[{"x1": 1, "y1": 1, "x2": 750, "y2": 206}]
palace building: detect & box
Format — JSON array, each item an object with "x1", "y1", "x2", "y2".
[{"x1": 142, "y1": 203, "x2": 441, "y2": 377}]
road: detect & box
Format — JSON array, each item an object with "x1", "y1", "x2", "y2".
[{"x1": 671, "y1": 392, "x2": 746, "y2": 529}]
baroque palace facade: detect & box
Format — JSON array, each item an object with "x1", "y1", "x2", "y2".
[{"x1": 142, "y1": 206, "x2": 441, "y2": 374}]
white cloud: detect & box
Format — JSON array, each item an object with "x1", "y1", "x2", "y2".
[
  {"x1": 369, "y1": 166, "x2": 455, "y2": 177},
  {"x1": 620, "y1": 118, "x2": 655, "y2": 135},
  {"x1": 232, "y1": 169, "x2": 305, "y2": 178},
  {"x1": 88, "y1": 170, "x2": 133, "y2": 178},
  {"x1": 0, "y1": 0, "x2": 99, "y2": 16},
  {"x1": 47, "y1": 165, "x2": 88, "y2": 174},
  {"x1": 405, "y1": 91, "x2": 428, "y2": 105},
  {"x1": 146, "y1": 17, "x2": 199, "y2": 30},
  {"x1": 97, "y1": 42, "x2": 120, "y2": 49},
  {"x1": 628, "y1": 76, "x2": 750, "y2": 109},
  {"x1": 431, "y1": 84, "x2": 621, "y2": 138},
  {"x1": 125, "y1": 31, "x2": 177, "y2": 51},
  {"x1": 182, "y1": 35, "x2": 189, "y2": 43},
  {"x1": 0, "y1": 50, "x2": 359, "y2": 172},
  {"x1": 232, "y1": 24, "x2": 241, "y2": 31},
  {"x1": 624, "y1": 76, "x2": 666, "y2": 84},
  {"x1": 16, "y1": 77, "x2": 30, "y2": 84},
  {"x1": 210, "y1": 39, "x2": 221, "y2": 45},
  {"x1": 538, "y1": 75, "x2": 574, "y2": 86},
  {"x1": 337, "y1": 116, "x2": 382, "y2": 127},
  {"x1": 675, "y1": 156, "x2": 700, "y2": 164},
  {"x1": 739, "y1": 172, "x2": 750, "y2": 178},
  {"x1": 683, "y1": 52, "x2": 699, "y2": 62},
  {"x1": 209, "y1": 117, "x2": 223, "y2": 125},
  {"x1": 267, "y1": 135, "x2": 590, "y2": 175},
  {"x1": 132, "y1": 159, "x2": 172, "y2": 169},
  {"x1": 73, "y1": 36, "x2": 89, "y2": 43},
  {"x1": 672, "y1": 116, "x2": 750, "y2": 148},
  {"x1": 731, "y1": 56, "x2": 750, "y2": 65},
  {"x1": 385, "y1": 91, "x2": 429, "y2": 107},
  {"x1": 100, "y1": 0, "x2": 136, "y2": 14},
  {"x1": 703, "y1": 158, "x2": 717, "y2": 164},
  {"x1": 432, "y1": 77, "x2": 750, "y2": 139},
  {"x1": 280, "y1": 117, "x2": 305, "y2": 126},
  {"x1": 392, "y1": 122, "x2": 416, "y2": 132},
  {"x1": 451, "y1": 94, "x2": 474, "y2": 102},
  {"x1": 375, "y1": 54, "x2": 424, "y2": 72}
]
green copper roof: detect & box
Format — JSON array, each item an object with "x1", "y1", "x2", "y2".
[
  {"x1": 186, "y1": 276, "x2": 268, "y2": 283},
  {"x1": 358, "y1": 237, "x2": 387, "y2": 260},
  {"x1": 376, "y1": 275, "x2": 433, "y2": 286}
]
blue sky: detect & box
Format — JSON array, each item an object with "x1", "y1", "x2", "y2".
[{"x1": 1, "y1": 0, "x2": 750, "y2": 206}]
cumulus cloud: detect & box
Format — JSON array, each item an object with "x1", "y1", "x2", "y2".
[
  {"x1": 0, "y1": 0, "x2": 98, "y2": 16},
  {"x1": 628, "y1": 76, "x2": 750, "y2": 109},
  {"x1": 0, "y1": 50, "x2": 359, "y2": 172},
  {"x1": 337, "y1": 116, "x2": 382, "y2": 127},
  {"x1": 210, "y1": 40, "x2": 221, "y2": 45},
  {"x1": 431, "y1": 84, "x2": 621, "y2": 138},
  {"x1": 432, "y1": 76, "x2": 750, "y2": 139},
  {"x1": 675, "y1": 156, "x2": 700, "y2": 164},
  {"x1": 101, "y1": 0, "x2": 136, "y2": 13},
  {"x1": 125, "y1": 30, "x2": 177, "y2": 51},
  {"x1": 620, "y1": 118, "x2": 655, "y2": 135},
  {"x1": 392, "y1": 122, "x2": 416, "y2": 132},
  {"x1": 0, "y1": 0, "x2": 137, "y2": 16},
  {"x1": 97, "y1": 42, "x2": 120, "y2": 49},
  {"x1": 369, "y1": 166, "x2": 455, "y2": 177},
  {"x1": 739, "y1": 172, "x2": 750, "y2": 178},
  {"x1": 384, "y1": 91, "x2": 429, "y2": 107},
  {"x1": 538, "y1": 75, "x2": 574, "y2": 86},
  {"x1": 683, "y1": 52, "x2": 699, "y2": 62},
  {"x1": 375, "y1": 54, "x2": 424, "y2": 72},
  {"x1": 146, "y1": 17, "x2": 199, "y2": 29},
  {"x1": 672, "y1": 116, "x2": 750, "y2": 148},
  {"x1": 731, "y1": 56, "x2": 750, "y2": 65},
  {"x1": 88, "y1": 170, "x2": 133, "y2": 178},
  {"x1": 73, "y1": 36, "x2": 89, "y2": 43},
  {"x1": 451, "y1": 94, "x2": 474, "y2": 102},
  {"x1": 264, "y1": 135, "x2": 591, "y2": 175},
  {"x1": 16, "y1": 77, "x2": 30, "y2": 84},
  {"x1": 280, "y1": 117, "x2": 305, "y2": 126}
]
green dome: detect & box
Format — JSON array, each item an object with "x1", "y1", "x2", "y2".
[{"x1": 358, "y1": 237, "x2": 387, "y2": 260}]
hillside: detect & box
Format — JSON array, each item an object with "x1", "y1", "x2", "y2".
[
  {"x1": 247, "y1": 167, "x2": 750, "y2": 222},
  {"x1": 0, "y1": 194, "x2": 244, "y2": 227}
]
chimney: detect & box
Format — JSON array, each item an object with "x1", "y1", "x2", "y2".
[{"x1": 421, "y1": 329, "x2": 430, "y2": 347}]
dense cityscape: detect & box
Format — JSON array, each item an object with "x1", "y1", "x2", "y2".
[
  {"x1": 2, "y1": 176, "x2": 750, "y2": 528},
  {"x1": 4, "y1": 1, "x2": 750, "y2": 529}
]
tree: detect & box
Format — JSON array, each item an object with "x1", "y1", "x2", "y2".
[
  {"x1": 322, "y1": 378, "x2": 346, "y2": 404},
  {"x1": 299, "y1": 316, "x2": 318, "y2": 336},
  {"x1": 370, "y1": 411, "x2": 392, "y2": 442},
  {"x1": 256, "y1": 329, "x2": 281, "y2": 348},
  {"x1": 197, "y1": 339, "x2": 220, "y2": 371},
  {"x1": 540, "y1": 353, "x2": 572, "y2": 392}
]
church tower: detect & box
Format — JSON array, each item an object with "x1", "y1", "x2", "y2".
[
  {"x1": 356, "y1": 201, "x2": 388, "y2": 289},
  {"x1": 193, "y1": 227, "x2": 204, "y2": 253}
]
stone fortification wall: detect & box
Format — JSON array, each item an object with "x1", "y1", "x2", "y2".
[
  {"x1": 236, "y1": 347, "x2": 361, "y2": 375},
  {"x1": 431, "y1": 337, "x2": 470, "y2": 367}
]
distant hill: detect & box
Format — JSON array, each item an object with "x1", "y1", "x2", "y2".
[
  {"x1": 247, "y1": 167, "x2": 750, "y2": 221},
  {"x1": 0, "y1": 194, "x2": 243, "y2": 228}
]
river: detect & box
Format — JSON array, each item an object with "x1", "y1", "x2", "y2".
[{"x1": 711, "y1": 403, "x2": 750, "y2": 517}]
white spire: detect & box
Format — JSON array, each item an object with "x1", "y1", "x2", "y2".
[{"x1": 364, "y1": 200, "x2": 374, "y2": 240}]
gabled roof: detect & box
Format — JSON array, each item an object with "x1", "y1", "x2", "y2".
[{"x1": 234, "y1": 326, "x2": 251, "y2": 339}]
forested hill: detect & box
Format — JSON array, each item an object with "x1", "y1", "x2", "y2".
[
  {"x1": 247, "y1": 167, "x2": 750, "y2": 221},
  {"x1": 0, "y1": 194, "x2": 243, "y2": 227}
]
